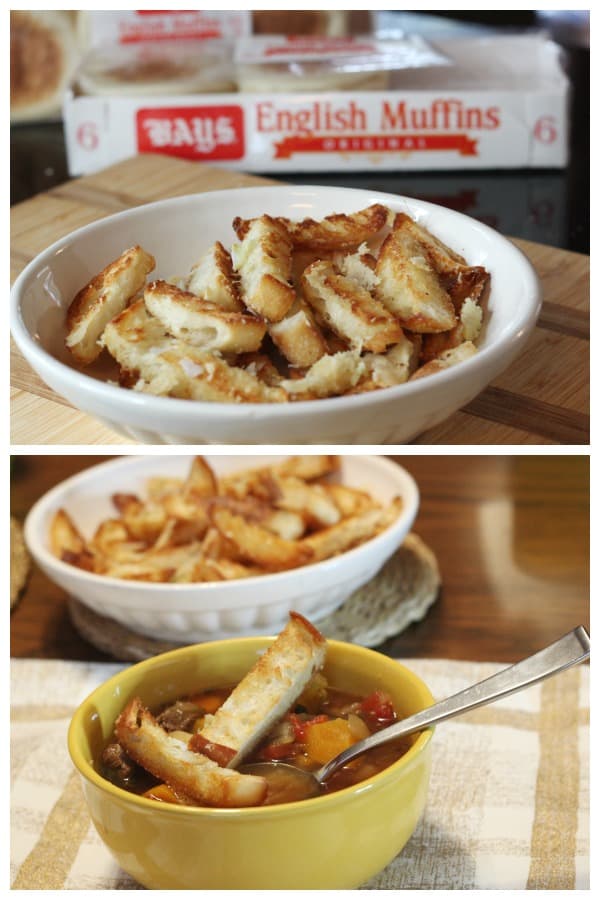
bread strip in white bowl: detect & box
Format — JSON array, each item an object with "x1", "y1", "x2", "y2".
[
  {"x1": 234, "y1": 203, "x2": 390, "y2": 253},
  {"x1": 375, "y1": 214, "x2": 457, "y2": 334},
  {"x1": 302, "y1": 259, "x2": 403, "y2": 353},
  {"x1": 186, "y1": 241, "x2": 243, "y2": 312},
  {"x1": 231, "y1": 214, "x2": 296, "y2": 322},
  {"x1": 144, "y1": 280, "x2": 266, "y2": 353},
  {"x1": 101, "y1": 299, "x2": 286, "y2": 404},
  {"x1": 66, "y1": 245, "x2": 155, "y2": 364}
]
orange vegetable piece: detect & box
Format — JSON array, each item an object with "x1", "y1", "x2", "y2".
[
  {"x1": 305, "y1": 718, "x2": 355, "y2": 765},
  {"x1": 188, "y1": 691, "x2": 229, "y2": 714},
  {"x1": 143, "y1": 783, "x2": 183, "y2": 805}
]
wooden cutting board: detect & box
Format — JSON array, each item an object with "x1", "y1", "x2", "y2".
[{"x1": 10, "y1": 154, "x2": 589, "y2": 445}]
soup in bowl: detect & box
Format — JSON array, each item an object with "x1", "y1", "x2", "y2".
[{"x1": 68, "y1": 618, "x2": 434, "y2": 889}]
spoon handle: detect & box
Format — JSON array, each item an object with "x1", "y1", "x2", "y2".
[{"x1": 317, "y1": 625, "x2": 590, "y2": 782}]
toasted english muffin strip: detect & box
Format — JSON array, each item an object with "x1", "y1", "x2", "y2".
[
  {"x1": 218, "y1": 455, "x2": 340, "y2": 501},
  {"x1": 200, "y1": 612, "x2": 327, "y2": 766},
  {"x1": 237, "y1": 352, "x2": 284, "y2": 387},
  {"x1": 334, "y1": 243, "x2": 380, "y2": 291},
  {"x1": 410, "y1": 340, "x2": 478, "y2": 380},
  {"x1": 280, "y1": 350, "x2": 366, "y2": 400},
  {"x1": 209, "y1": 506, "x2": 313, "y2": 571},
  {"x1": 183, "y1": 456, "x2": 218, "y2": 499},
  {"x1": 301, "y1": 498, "x2": 403, "y2": 562},
  {"x1": 234, "y1": 204, "x2": 390, "y2": 252},
  {"x1": 66, "y1": 245, "x2": 155, "y2": 364},
  {"x1": 186, "y1": 241, "x2": 243, "y2": 312},
  {"x1": 444, "y1": 265, "x2": 490, "y2": 311},
  {"x1": 210, "y1": 495, "x2": 305, "y2": 541},
  {"x1": 390, "y1": 212, "x2": 467, "y2": 276},
  {"x1": 420, "y1": 296, "x2": 483, "y2": 363},
  {"x1": 265, "y1": 475, "x2": 341, "y2": 528},
  {"x1": 231, "y1": 215, "x2": 296, "y2": 322},
  {"x1": 361, "y1": 332, "x2": 422, "y2": 389},
  {"x1": 115, "y1": 697, "x2": 267, "y2": 807},
  {"x1": 191, "y1": 557, "x2": 265, "y2": 582},
  {"x1": 323, "y1": 483, "x2": 378, "y2": 517},
  {"x1": 49, "y1": 509, "x2": 89, "y2": 560},
  {"x1": 395, "y1": 217, "x2": 489, "y2": 329},
  {"x1": 268, "y1": 299, "x2": 328, "y2": 368},
  {"x1": 276, "y1": 455, "x2": 340, "y2": 480},
  {"x1": 101, "y1": 297, "x2": 176, "y2": 374},
  {"x1": 144, "y1": 280, "x2": 266, "y2": 354},
  {"x1": 376, "y1": 215, "x2": 458, "y2": 334},
  {"x1": 101, "y1": 299, "x2": 287, "y2": 404},
  {"x1": 302, "y1": 260, "x2": 403, "y2": 353}
]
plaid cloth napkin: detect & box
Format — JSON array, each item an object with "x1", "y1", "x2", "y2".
[{"x1": 10, "y1": 657, "x2": 589, "y2": 890}]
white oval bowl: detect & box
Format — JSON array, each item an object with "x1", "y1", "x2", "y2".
[
  {"x1": 24, "y1": 455, "x2": 419, "y2": 642},
  {"x1": 10, "y1": 185, "x2": 541, "y2": 445}
]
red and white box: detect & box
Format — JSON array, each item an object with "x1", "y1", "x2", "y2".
[
  {"x1": 79, "y1": 10, "x2": 251, "y2": 46},
  {"x1": 64, "y1": 35, "x2": 570, "y2": 175}
]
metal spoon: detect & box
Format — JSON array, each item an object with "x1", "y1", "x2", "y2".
[{"x1": 240, "y1": 626, "x2": 590, "y2": 800}]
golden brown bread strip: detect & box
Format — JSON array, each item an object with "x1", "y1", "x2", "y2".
[
  {"x1": 209, "y1": 495, "x2": 305, "y2": 540},
  {"x1": 145, "y1": 477, "x2": 185, "y2": 501},
  {"x1": 302, "y1": 259, "x2": 403, "y2": 353},
  {"x1": 444, "y1": 265, "x2": 490, "y2": 311},
  {"x1": 231, "y1": 214, "x2": 296, "y2": 322},
  {"x1": 300, "y1": 498, "x2": 403, "y2": 562},
  {"x1": 49, "y1": 509, "x2": 88, "y2": 559},
  {"x1": 268, "y1": 299, "x2": 328, "y2": 368},
  {"x1": 115, "y1": 697, "x2": 267, "y2": 807},
  {"x1": 375, "y1": 214, "x2": 458, "y2": 334},
  {"x1": 191, "y1": 557, "x2": 265, "y2": 582},
  {"x1": 233, "y1": 204, "x2": 390, "y2": 252},
  {"x1": 276, "y1": 455, "x2": 340, "y2": 480},
  {"x1": 376, "y1": 231, "x2": 455, "y2": 332},
  {"x1": 209, "y1": 506, "x2": 314, "y2": 571},
  {"x1": 186, "y1": 241, "x2": 243, "y2": 312},
  {"x1": 262, "y1": 474, "x2": 341, "y2": 528},
  {"x1": 334, "y1": 244, "x2": 379, "y2": 291},
  {"x1": 218, "y1": 455, "x2": 340, "y2": 502},
  {"x1": 236, "y1": 352, "x2": 285, "y2": 387},
  {"x1": 410, "y1": 341, "x2": 478, "y2": 380},
  {"x1": 182, "y1": 456, "x2": 218, "y2": 499},
  {"x1": 200, "y1": 612, "x2": 327, "y2": 766},
  {"x1": 101, "y1": 299, "x2": 287, "y2": 404},
  {"x1": 103, "y1": 543, "x2": 204, "y2": 582},
  {"x1": 420, "y1": 297, "x2": 483, "y2": 363},
  {"x1": 360, "y1": 333, "x2": 422, "y2": 389},
  {"x1": 323, "y1": 483, "x2": 378, "y2": 517},
  {"x1": 280, "y1": 350, "x2": 366, "y2": 399},
  {"x1": 66, "y1": 245, "x2": 155, "y2": 364},
  {"x1": 389, "y1": 213, "x2": 467, "y2": 276},
  {"x1": 144, "y1": 280, "x2": 266, "y2": 353},
  {"x1": 117, "y1": 495, "x2": 169, "y2": 543}
]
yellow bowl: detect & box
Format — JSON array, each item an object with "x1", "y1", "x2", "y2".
[{"x1": 68, "y1": 637, "x2": 434, "y2": 889}]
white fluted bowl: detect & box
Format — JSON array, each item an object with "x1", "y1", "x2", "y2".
[{"x1": 24, "y1": 454, "x2": 419, "y2": 642}]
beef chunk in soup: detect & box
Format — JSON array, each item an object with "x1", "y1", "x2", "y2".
[{"x1": 156, "y1": 700, "x2": 201, "y2": 733}]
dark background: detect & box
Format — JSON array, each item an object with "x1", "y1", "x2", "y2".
[{"x1": 11, "y1": 10, "x2": 589, "y2": 252}]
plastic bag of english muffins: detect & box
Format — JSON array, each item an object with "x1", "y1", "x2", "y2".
[
  {"x1": 75, "y1": 40, "x2": 237, "y2": 98},
  {"x1": 235, "y1": 33, "x2": 449, "y2": 93}
]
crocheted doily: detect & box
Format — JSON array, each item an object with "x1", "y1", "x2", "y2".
[{"x1": 10, "y1": 517, "x2": 31, "y2": 610}]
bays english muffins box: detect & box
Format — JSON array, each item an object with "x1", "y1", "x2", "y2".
[{"x1": 64, "y1": 34, "x2": 569, "y2": 174}]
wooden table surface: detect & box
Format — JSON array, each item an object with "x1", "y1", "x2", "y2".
[
  {"x1": 10, "y1": 155, "x2": 589, "y2": 445},
  {"x1": 11, "y1": 454, "x2": 589, "y2": 664}
]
